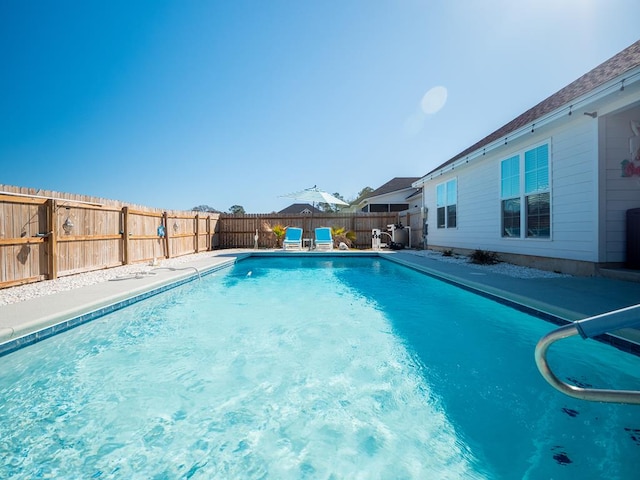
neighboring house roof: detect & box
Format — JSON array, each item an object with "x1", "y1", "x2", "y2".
[
  {"x1": 278, "y1": 203, "x2": 322, "y2": 214},
  {"x1": 423, "y1": 40, "x2": 640, "y2": 178},
  {"x1": 362, "y1": 177, "x2": 421, "y2": 201}
]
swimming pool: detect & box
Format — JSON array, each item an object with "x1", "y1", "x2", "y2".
[{"x1": 1, "y1": 256, "x2": 639, "y2": 479}]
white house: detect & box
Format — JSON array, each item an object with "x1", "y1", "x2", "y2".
[
  {"x1": 414, "y1": 41, "x2": 640, "y2": 275},
  {"x1": 356, "y1": 177, "x2": 424, "y2": 246},
  {"x1": 358, "y1": 177, "x2": 422, "y2": 213}
]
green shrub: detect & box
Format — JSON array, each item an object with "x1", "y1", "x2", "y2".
[
  {"x1": 469, "y1": 249, "x2": 500, "y2": 265},
  {"x1": 272, "y1": 225, "x2": 286, "y2": 247},
  {"x1": 332, "y1": 226, "x2": 356, "y2": 248}
]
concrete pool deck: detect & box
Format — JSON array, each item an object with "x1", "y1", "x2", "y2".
[{"x1": 1, "y1": 248, "x2": 639, "y2": 354}]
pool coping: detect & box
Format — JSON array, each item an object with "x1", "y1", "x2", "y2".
[
  {"x1": 381, "y1": 254, "x2": 640, "y2": 355},
  {"x1": 1, "y1": 249, "x2": 639, "y2": 357},
  {"x1": 0, "y1": 254, "x2": 244, "y2": 356}
]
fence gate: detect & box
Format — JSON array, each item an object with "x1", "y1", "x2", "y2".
[{"x1": 0, "y1": 193, "x2": 50, "y2": 288}]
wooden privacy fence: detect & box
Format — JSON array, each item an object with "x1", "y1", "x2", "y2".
[
  {"x1": 1, "y1": 185, "x2": 407, "y2": 290},
  {"x1": 217, "y1": 212, "x2": 401, "y2": 249},
  {"x1": 0, "y1": 186, "x2": 219, "y2": 289}
]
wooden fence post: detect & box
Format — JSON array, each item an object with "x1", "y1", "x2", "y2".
[
  {"x1": 47, "y1": 199, "x2": 58, "y2": 280},
  {"x1": 122, "y1": 206, "x2": 130, "y2": 265},
  {"x1": 163, "y1": 211, "x2": 170, "y2": 258},
  {"x1": 195, "y1": 214, "x2": 200, "y2": 253},
  {"x1": 207, "y1": 216, "x2": 211, "y2": 250}
]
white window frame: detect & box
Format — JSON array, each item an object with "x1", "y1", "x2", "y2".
[
  {"x1": 436, "y1": 178, "x2": 457, "y2": 229},
  {"x1": 499, "y1": 141, "x2": 551, "y2": 239}
]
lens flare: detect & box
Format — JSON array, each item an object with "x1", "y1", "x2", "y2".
[{"x1": 421, "y1": 86, "x2": 448, "y2": 114}]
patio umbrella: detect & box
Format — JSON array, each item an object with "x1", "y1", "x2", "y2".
[{"x1": 280, "y1": 185, "x2": 348, "y2": 249}]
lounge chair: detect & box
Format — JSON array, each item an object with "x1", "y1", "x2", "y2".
[
  {"x1": 314, "y1": 227, "x2": 333, "y2": 250},
  {"x1": 282, "y1": 227, "x2": 303, "y2": 250}
]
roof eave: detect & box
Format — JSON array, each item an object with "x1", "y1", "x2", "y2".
[{"x1": 414, "y1": 64, "x2": 640, "y2": 187}]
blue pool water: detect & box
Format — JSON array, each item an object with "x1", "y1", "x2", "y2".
[{"x1": 1, "y1": 257, "x2": 639, "y2": 479}]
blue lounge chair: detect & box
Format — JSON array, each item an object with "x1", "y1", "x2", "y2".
[
  {"x1": 282, "y1": 227, "x2": 303, "y2": 250},
  {"x1": 314, "y1": 227, "x2": 333, "y2": 250}
]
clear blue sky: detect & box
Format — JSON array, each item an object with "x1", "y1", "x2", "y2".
[{"x1": 1, "y1": 1, "x2": 639, "y2": 213}]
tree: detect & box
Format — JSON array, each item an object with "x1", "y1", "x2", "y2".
[
  {"x1": 354, "y1": 186, "x2": 374, "y2": 204},
  {"x1": 228, "y1": 205, "x2": 246, "y2": 215},
  {"x1": 191, "y1": 205, "x2": 220, "y2": 213}
]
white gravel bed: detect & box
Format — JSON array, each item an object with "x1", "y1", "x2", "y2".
[
  {"x1": 0, "y1": 252, "x2": 216, "y2": 307},
  {"x1": 402, "y1": 249, "x2": 570, "y2": 279},
  {"x1": 0, "y1": 249, "x2": 569, "y2": 307}
]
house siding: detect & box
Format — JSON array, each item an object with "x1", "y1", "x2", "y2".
[
  {"x1": 548, "y1": 120, "x2": 599, "y2": 261},
  {"x1": 424, "y1": 119, "x2": 601, "y2": 261}
]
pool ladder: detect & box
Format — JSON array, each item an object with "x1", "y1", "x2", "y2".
[{"x1": 535, "y1": 304, "x2": 640, "y2": 404}]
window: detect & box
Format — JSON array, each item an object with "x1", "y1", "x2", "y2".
[
  {"x1": 369, "y1": 204, "x2": 389, "y2": 213},
  {"x1": 501, "y1": 198, "x2": 521, "y2": 237},
  {"x1": 526, "y1": 193, "x2": 550, "y2": 238},
  {"x1": 436, "y1": 179, "x2": 457, "y2": 228},
  {"x1": 500, "y1": 143, "x2": 550, "y2": 238},
  {"x1": 500, "y1": 155, "x2": 520, "y2": 237},
  {"x1": 389, "y1": 203, "x2": 409, "y2": 212}
]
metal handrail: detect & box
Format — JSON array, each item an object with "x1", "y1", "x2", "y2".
[{"x1": 534, "y1": 304, "x2": 640, "y2": 404}]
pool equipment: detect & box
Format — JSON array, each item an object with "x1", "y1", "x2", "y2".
[
  {"x1": 535, "y1": 303, "x2": 640, "y2": 404},
  {"x1": 151, "y1": 266, "x2": 202, "y2": 281},
  {"x1": 372, "y1": 225, "x2": 412, "y2": 250},
  {"x1": 423, "y1": 220, "x2": 428, "y2": 249},
  {"x1": 371, "y1": 229, "x2": 391, "y2": 249},
  {"x1": 110, "y1": 271, "x2": 158, "y2": 281},
  {"x1": 387, "y1": 223, "x2": 411, "y2": 248}
]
